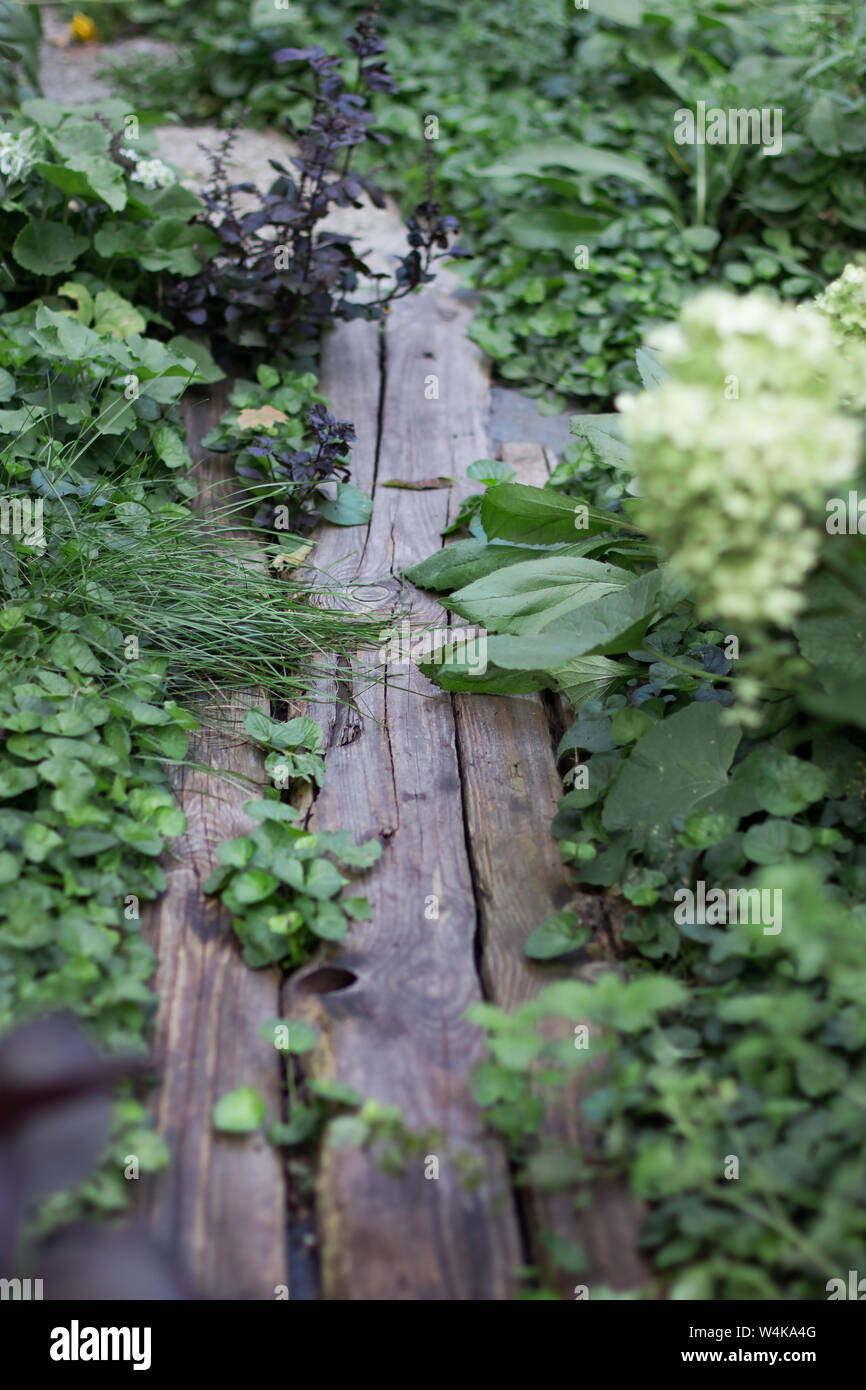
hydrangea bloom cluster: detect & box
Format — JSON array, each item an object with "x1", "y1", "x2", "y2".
[
  {"x1": 121, "y1": 148, "x2": 176, "y2": 190},
  {"x1": 0, "y1": 129, "x2": 38, "y2": 183},
  {"x1": 814, "y1": 262, "x2": 866, "y2": 342},
  {"x1": 617, "y1": 290, "x2": 861, "y2": 630}
]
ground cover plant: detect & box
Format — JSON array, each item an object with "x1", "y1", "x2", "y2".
[
  {"x1": 101, "y1": 0, "x2": 866, "y2": 407},
  {"x1": 3, "y1": 0, "x2": 866, "y2": 1307},
  {"x1": 0, "y1": 6, "x2": 455, "y2": 1262},
  {"x1": 409, "y1": 267, "x2": 866, "y2": 1297}
]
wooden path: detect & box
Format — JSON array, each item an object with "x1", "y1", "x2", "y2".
[
  {"x1": 141, "y1": 204, "x2": 646, "y2": 1302},
  {"x1": 36, "y1": 39, "x2": 646, "y2": 1305}
]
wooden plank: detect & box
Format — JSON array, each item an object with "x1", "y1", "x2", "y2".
[
  {"x1": 453, "y1": 441, "x2": 648, "y2": 1296},
  {"x1": 141, "y1": 383, "x2": 288, "y2": 1300},
  {"x1": 283, "y1": 268, "x2": 525, "y2": 1299}
]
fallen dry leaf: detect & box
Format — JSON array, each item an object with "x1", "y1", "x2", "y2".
[
  {"x1": 271, "y1": 540, "x2": 315, "y2": 571},
  {"x1": 237, "y1": 406, "x2": 289, "y2": 430},
  {"x1": 381, "y1": 476, "x2": 455, "y2": 490}
]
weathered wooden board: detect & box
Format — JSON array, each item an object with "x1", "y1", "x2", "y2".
[
  {"x1": 142, "y1": 385, "x2": 288, "y2": 1300},
  {"x1": 454, "y1": 441, "x2": 648, "y2": 1295},
  {"x1": 283, "y1": 278, "x2": 525, "y2": 1299}
]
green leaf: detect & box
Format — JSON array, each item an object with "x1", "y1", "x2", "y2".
[
  {"x1": 167, "y1": 335, "x2": 225, "y2": 383},
  {"x1": 406, "y1": 538, "x2": 584, "y2": 593},
  {"x1": 499, "y1": 206, "x2": 609, "y2": 254},
  {"x1": 754, "y1": 752, "x2": 827, "y2": 817},
  {"x1": 481, "y1": 140, "x2": 679, "y2": 211},
  {"x1": 555, "y1": 654, "x2": 636, "y2": 710},
  {"x1": 213, "y1": 1086, "x2": 266, "y2": 1133},
  {"x1": 12, "y1": 220, "x2": 89, "y2": 275},
  {"x1": 151, "y1": 422, "x2": 192, "y2": 471},
  {"x1": 466, "y1": 458, "x2": 517, "y2": 485},
  {"x1": 490, "y1": 1031, "x2": 546, "y2": 1070},
  {"x1": 311, "y1": 900, "x2": 348, "y2": 940},
  {"x1": 232, "y1": 868, "x2": 280, "y2": 903},
  {"x1": 603, "y1": 701, "x2": 741, "y2": 850},
  {"x1": 342, "y1": 896, "x2": 372, "y2": 920},
  {"x1": 276, "y1": 716, "x2": 323, "y2": 750},
  {"x1": 611, "y1": 707, "x2": 654, "y2": 745},
  {"x1": 244, "y1": 708, "x2": 321, "y2": 751},
  {"x1": 57, "y1": 280, "x2": 95, "y2": 325},
  {"x1": 806, "y1": 93, "x2": 843, "y2": 156},
  {"x1": 481, "y1": 483, "x2": 634, "y2": 546},
  {"x1": 448, "y1": 556, "x2": 632, "y2": 635},
  {"x1": 243, "y1": 799, "x2": 301, "y2": 824},
  {"x1": 91, "y1": 290, "x2": 146, "y2": 339},
  {"x1": 570, "y1": 413, "x2": 631, "y2": 470},
  {"x1": 681, "y1": 225, "x2": 720, "y2": 253},
  {"x1": 21, "y1": 821, "x2": 64, "y2": 863},
  {"x1": 125, "y1": 1129, "x2": 170, "y2": 1172},
  {"x1": 742, "y1": 819, "x2": 812, "y2": 865},
  {"x1": 66, "y1": 153, "x2": 128, "y2": 211},
  {"x1": 315, "y1": 482, "x2": 372, "y2": 526},
  {"x1": 49, "y1": 632, "x2": 103, "y2": 675},
  {"x1": 327, "y1": 1115, "x2": 370, "y2": 1148},
  {"x1": 525, "y1": 911, "x2": 590, "y2": 960},
  {"x1": 634, "y1": 346, "x2": 666, "y2": 389},
  {"x1": 305, "y1": 858, "x2": 348, "y2": 900},
  {"x1": 795, "y1": 1045, "x2": 847, "y2": 1098}
]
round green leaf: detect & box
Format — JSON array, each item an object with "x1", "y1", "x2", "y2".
[{"x1": 213, "y1": 1086, "x2": 266, "y2": 1133}]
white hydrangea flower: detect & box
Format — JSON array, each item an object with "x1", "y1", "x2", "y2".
[
  {"x1": 618, "y1": 289, "x2": 862, "y2": 631},
  {"x1": 122, "y1": 147, "x2": 176, "y2": 189},
  {"x1": 814, "y1": 262, "x2": 866, "y2": 341},
  {"x1": 0, "y1": 129, "x2": 38, "y2": 182}
]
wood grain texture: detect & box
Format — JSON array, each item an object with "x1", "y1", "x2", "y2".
[
  {"x1": 142, "y1": 385, "x2": 288, "y2": 1300},
  {"x1": 453, "y1": 441, "x2": 648, "y2": 1295},
  {"x1": 283, "y1": 273, "x2": 524, "y2": 1299}
]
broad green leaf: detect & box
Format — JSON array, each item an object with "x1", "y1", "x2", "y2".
[
  {"x1": 12, "y1": 220, "x2": 89, "y2": 275},
  {"x1": 570, "y1": 413, "x2": 631, "y2": 470},
  {"x1": 482, "y1": 140, "x2": 679, "y2": 211},
  {"x1": 315, "y1": 482, "x2": 372, "y2": 526},
  {"x1": 151, "y1": 422, "x2": 192, "y2": 471},
  {"x1": 544, "y1": 567, "x2": 669, "y2": 658},
  {"x1": 305, "y1": 858, "x2": 347, "y2": 900},
  {"x1": 447, "y1": 555, "x2": 632, "y2": 634},
  {"x1": 481, "y1": 483, "x2": 636, "y2": 546},
  {"x1": 406, "y1": 539, "x2": 600, "y2": 593},
  {"x1": 466, "y1": 458, "x2": 516, "y2": 485},
  {"x1": 753, "y1": 752, "x2": 827, "y2": 817},
  {"x1": 634, "y1": 347, "x2": 666, "y2": 390},
  {"x1": 311, "y1": 900, "x2": 348, "y2": 940},
  {"x1": 806, "y1": 93, "x2": 843, "y2": 156},
  {"x1": 232, "y1": 868, "x2": 279, "y2": 903},
  {"x1": 554, "y1": 654, "x2": 637, "y2": 710},
  {"x1": 603, "y1": 701, "x2": 741, "y2": 849},
  {"x1": 91, "y1": 290, "x2": 146, "y2": 339},
  {"x1": 499, "y1": 206, "x2": 609, "y2": 253}
]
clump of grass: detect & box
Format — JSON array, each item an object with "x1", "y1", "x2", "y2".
[{"x1": 18, "y1": 487, "x2": 387, "y2": 703}]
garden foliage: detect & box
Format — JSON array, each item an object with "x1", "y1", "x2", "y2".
[{"x1": 410, "y1": 269, "x2": 866, "y2": 1298}]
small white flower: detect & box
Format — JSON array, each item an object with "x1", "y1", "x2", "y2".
[
  {"x1": 0, "y1": 129, "x2": 38, "y2": 183},
  {"x1": 129, "y1": 156, "x2": 176, "y2": 190}
]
